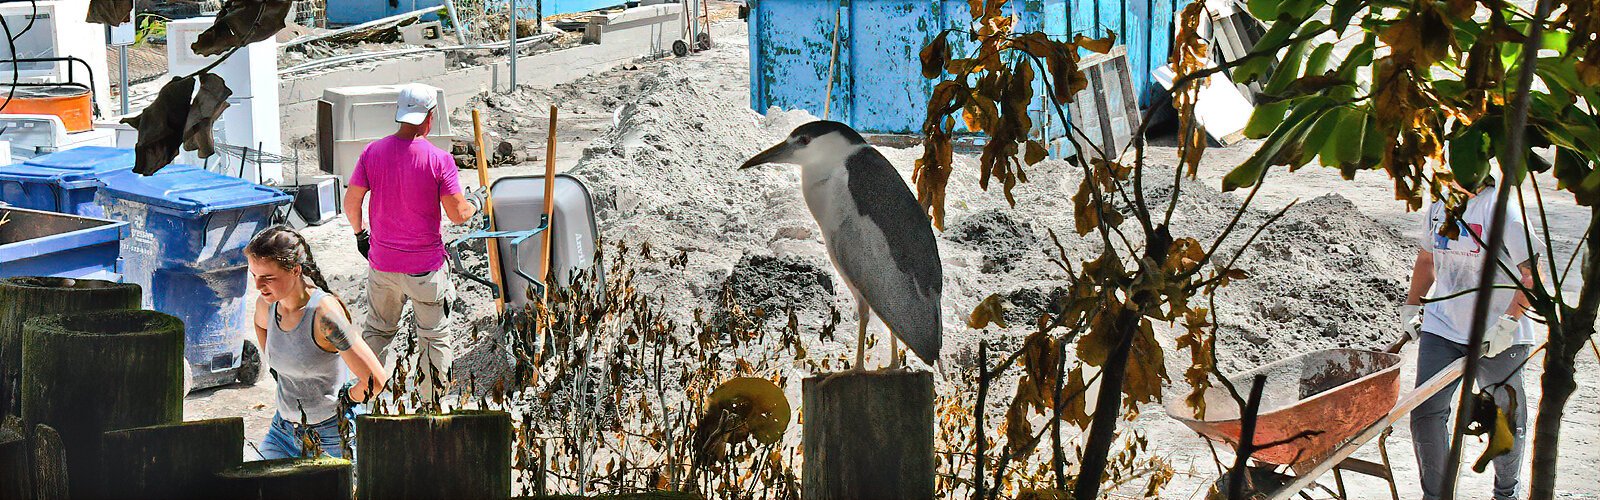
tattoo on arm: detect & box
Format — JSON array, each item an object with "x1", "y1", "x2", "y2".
[{"x1": 316, "y1": 310, "x2": 356, "y2": 351}]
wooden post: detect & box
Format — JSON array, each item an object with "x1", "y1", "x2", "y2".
[
  {"x1": 1, "y1": 416, "x2": 27, "y2": 499},
  {"x1": 802, "y1": 371, "x2": 934, "y2": 500},
  {"x1": 0, "y1": 277, "x2": 142, "y2": 417},
  {"x1": 536, "y1": 106, "x2": 559, "y2": 301},
  {"x1": 32, "y1": 423, "x2": 67, "y2": 500},
  {"x1": 355, "y1": 410, "x2": 512, "y2": 500},
  {"x1": 21, "y1": 310, "x2": 184, "y2": 499},
  {"x1": 472, "y1": 109, "x2": 506, "y2": 313},
  {"x1": 216, "y1": 457, "x2": 353, "y2": 500},
  {"x1": 100, "y1": 418, "x2": 245, "y2": 498}
]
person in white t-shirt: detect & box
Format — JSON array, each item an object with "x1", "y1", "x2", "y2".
[{"x1": 1402, "y1": 176, "x2": 1542, "y2": 500}]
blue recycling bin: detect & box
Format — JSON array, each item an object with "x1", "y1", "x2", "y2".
[
  {"x1": 0, "y1": 147, "x2": 135, "y2": 217},
  {"x1": 96, "y1": 165, "x2": 290, "y2": 390}
]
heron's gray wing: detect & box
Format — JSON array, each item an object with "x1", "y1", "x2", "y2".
[{"x1": 832, "y1": 147, "x2": 943, "y2": 364}]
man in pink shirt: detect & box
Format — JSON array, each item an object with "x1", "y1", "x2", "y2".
[{"x1": 343, "y1": 83, "x2": 479, "y2": 409}]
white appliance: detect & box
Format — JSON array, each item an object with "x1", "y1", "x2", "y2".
[
  {"x1": 318, "y1": 85, "x2": 454, "y2": 184},
  {"x1": 0, "y1": 1, "x2": 113, "y2": 116},
  {"x1": 0, "y1": 114, "x2": 116, "y2": 160},
  {"x1": 165, "y1": 17, "x2": 282, "y2": 184}
]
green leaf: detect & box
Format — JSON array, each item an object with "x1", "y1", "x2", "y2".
[
  {"x1": 1551, "y1": 147, "x2": 1600, "y2": 205},
  {"x1": 1265, "y1": 39, "x2": 1311, "y2": 95},
  {"x1": 1224, "y1": 98, "x2": 1333, "y2": 191},
  {"x1": 1360, "y1": 111, "x2": 1385, "y2": 165},
  {"x1": 1326, "y1": 108, "x2": 1367, "y2": 168},
  {"x1": 1304, "y1": 43, "x2": 1338, "y2": 77},
  {"x1": 1247, "y1": 0, "x2": 1284, "y2": 21},
  {"x1": 1297, "y1": 106, "x2": 1343, "y2": 167},
  {"x1": 1235, "y1": 20, "x2": 1297, "y2": 84},
  {"x1": 1244, "y1": 98, "x2": 1295, "y2": 139},
  {"x1": 1448, "y1": 124, "x2": 1491, "y2": 191},
  {"x1": 1256, "y1": 17, "x2": 1300, "y2": 50},
  {"x1": 1329, "y1": 0, "x2": 1363, "y2": 34}
]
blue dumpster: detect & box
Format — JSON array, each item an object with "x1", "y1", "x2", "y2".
[
  {"x1": 96, "y1": 165, "x2": 290, "y2": 390},
  {"x1": 0, "y1": 205, "x2": 127, "y2": 280},
  {"x1": 0, "y1": 147, "x2": 135, "y2": 218}
]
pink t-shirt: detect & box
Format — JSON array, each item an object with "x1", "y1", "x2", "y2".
[{"x1": 350, "y1": 135, "x2": 462, "y2": 275}]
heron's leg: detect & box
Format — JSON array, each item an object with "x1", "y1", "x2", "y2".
[{"x1": 854, "y1": 293, "x2": 871, "y2": 371}]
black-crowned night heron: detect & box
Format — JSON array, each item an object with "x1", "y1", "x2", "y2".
[{"x1": 740, "y1": 120, "x2": 942, "y2": 369}]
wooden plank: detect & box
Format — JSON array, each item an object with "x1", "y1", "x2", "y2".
[{"x1": 1266, "y1": 358, "x2": 1467, "y2": 500}]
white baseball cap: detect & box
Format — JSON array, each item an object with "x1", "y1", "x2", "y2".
[{"x1": 395, "y1": 83, "x2": 439, "y2": 125}]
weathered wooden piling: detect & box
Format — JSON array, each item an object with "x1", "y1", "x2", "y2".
[
  {"x1": 802, "y1": 370, "x2": 934, "y2": 500},
  {"x1": 32, "y1": 423, "x2": 67, "y2": 500},
  {"x1": 21, "y1": 310, "x2": 184, "y2": 499},
  {"x1": 216, "y1": 457, "x2": 353, "y2": 499},
  {"x1": 356, "y1": 410, "x2": 513, "y2": 500},
  {"x1": 1, "y1": 416, "x2": 27, "y2": 499},
  {"x1": 0, "y1": 277, "x2": 141, "y2": 417},
  {"x1": 101, "y1": 418, "x2": 245, "y2": 499}
]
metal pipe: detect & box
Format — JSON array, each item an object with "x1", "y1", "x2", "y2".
[
  {"x1": 509, "y1": 0, "x2": 519, "y2": 93},
  {"x1": 118, "y1": 45, "x2": 129, "y2": 115},
  {"x1": 442, "y1": 0, "x2": 468, "y2": 45}
]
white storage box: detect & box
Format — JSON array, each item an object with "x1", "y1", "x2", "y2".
[{"x1": 317, "y1": 85, "x2": 454, "y2": 183}]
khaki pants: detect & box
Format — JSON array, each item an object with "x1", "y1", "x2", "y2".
[{"x1": 362, "y1": 268, "x2": 455, "y2": 407}]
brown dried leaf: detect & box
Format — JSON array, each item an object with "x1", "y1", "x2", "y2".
[
  {"x1": 1075, "y1": 31, "x2": 1117, "y2": 54},
  {"x1": 87, "y1": 0, "x2": 134, "y2": 25},
  {"x1": 183, "y1": 73, "x2": 233, "y2": 158},
  {"x1": 922, "y1": 31, "x2": 950, "y2": 79},
  {"x1": 123, "y1": 76, "x2": 196, "y2": 176},
  {"x1": 193, "y1": 0, "x2": 293, "y2": 56},
  {"x1": 1004, "y1": 397, "x2": 1037, "y2": 456},
  {"x1": 1059, "y1": 366, "x2": 1092, "y2": 427},
  {"x1": 967, "y1": 293, "x2": 1010, "y2": 329}
]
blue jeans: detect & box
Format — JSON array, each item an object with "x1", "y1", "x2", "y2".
[
  {"x1": 258, "y1": 409, "x2": 356, "y2": 460},
  {"x1": 1410, "y1": 332, "x2": 1529, "y2": 500}
]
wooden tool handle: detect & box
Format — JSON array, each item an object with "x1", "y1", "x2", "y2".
[
  {"x1": 472, "y1": 109, "x2": 506, "y2": 313},
  {"x1": 536, "y1": 106, "x2": 559, "y2": 302}
]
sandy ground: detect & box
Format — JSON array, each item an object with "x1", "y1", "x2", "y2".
[{"x1": 184, "y1": 12, "x2": 1600, "y2": 499}]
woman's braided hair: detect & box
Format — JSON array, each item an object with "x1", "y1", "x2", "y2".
[{"x1": 245, "y1": 225, "x2": 351, "y2": 320}]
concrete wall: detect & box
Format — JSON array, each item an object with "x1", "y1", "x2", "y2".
[{"x1": 277, "y1": 4, "x2": 684, "y2": 140}]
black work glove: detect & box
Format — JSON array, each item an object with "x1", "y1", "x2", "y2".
[{"x1": 355, "y1": 230, "x2": 371, "y2": 260}]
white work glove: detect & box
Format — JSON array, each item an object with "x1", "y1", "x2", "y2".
[
  {"x1": 1400, "y1": 304, "x2": 1423, "y2": 341},
  {"x1": 1482, "y1": 315, "x2": 1519, "y2": 358}
]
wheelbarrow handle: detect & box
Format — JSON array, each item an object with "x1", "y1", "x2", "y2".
[
  {"x1": 442, "y1": 215, "x2": 552, "y2": 302},
  {"x1": 447, "y1": 236, "x2": 502, "y2": 300},
  {"x1": 1383, "y1": 335, "x2": 1409, "y2": 354}
]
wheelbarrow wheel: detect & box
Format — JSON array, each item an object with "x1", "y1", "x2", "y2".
[
  {"x1": 236, "y1": 341, "x2": 261, "y2": 386},
  {"x1": 673, "y1": 40, "x2": 689, "y2": 57},
  {"x1": 696, "y1": 32, "x2": 712, "y2": 51}
]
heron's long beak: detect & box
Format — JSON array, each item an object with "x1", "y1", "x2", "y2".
[{"x1": 740, "y1": 141, "x2": 793, "y2": 169}]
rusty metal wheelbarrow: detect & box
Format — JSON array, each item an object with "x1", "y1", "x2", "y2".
[{"x1": 1165, "y1": 348, "x2": 1465, "y2": 499}]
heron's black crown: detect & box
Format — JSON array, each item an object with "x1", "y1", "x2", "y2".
[{"x1": 789, "y1": 120, "x2": 868, "y2": 146}]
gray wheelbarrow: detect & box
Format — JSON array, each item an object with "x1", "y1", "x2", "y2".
[{"x1": 447, "y1": 174, "x2": 604, "y2": 307}]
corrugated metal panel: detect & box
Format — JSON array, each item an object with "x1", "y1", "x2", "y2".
[{"x1": 750, "y1": 0, "x2": 1190, "y2": 138}]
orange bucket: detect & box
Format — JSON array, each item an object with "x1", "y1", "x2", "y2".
[{"x1": 1, "y1": 85, "x2": 94, "y2": 133}]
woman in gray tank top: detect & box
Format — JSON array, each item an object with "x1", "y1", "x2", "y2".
[{"x1": 246, "y1": 226, "x2": 389, "y2": 459}]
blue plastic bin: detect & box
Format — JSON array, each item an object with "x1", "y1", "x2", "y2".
[
  {"x1": 0, "y1": 147, "x2": 136, "y2": 218},
  {"x1": 96, "y1": 165, "x2": 290, "y2": 390},
  {"x1": 0, "y1": 205, "x2": 127, "y2": 280}
]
